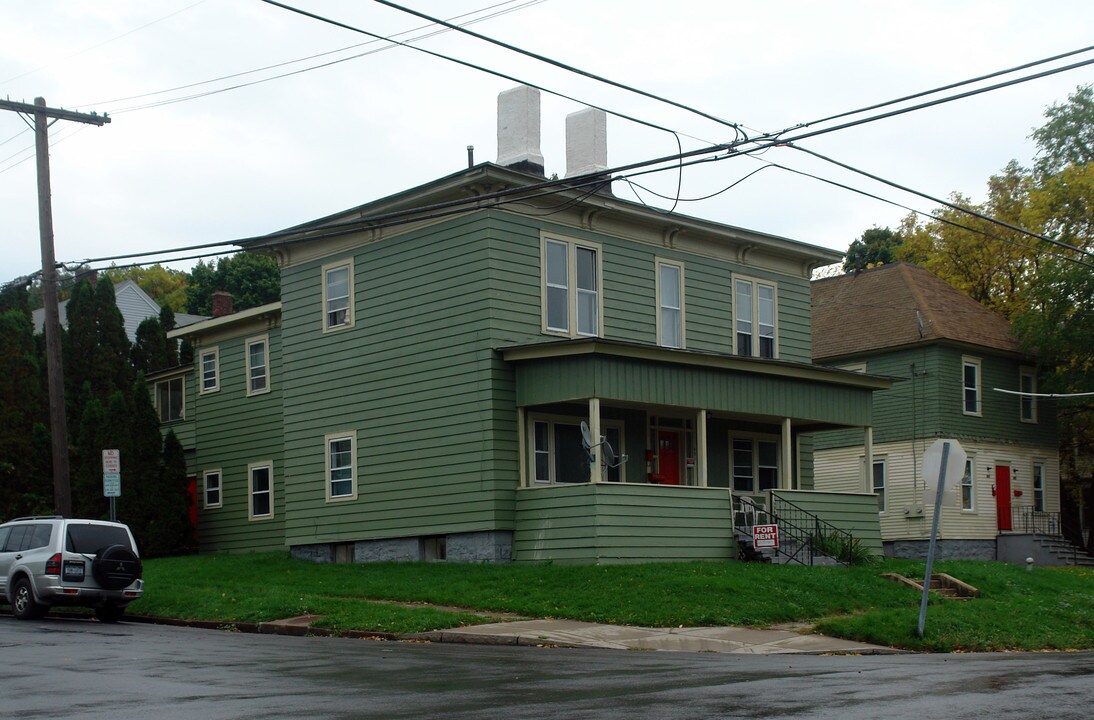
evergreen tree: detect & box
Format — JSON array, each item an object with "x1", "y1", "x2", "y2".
[
  {"x1": 160, "y1": 305, "x2": 179, "y2": 367},
  {"x1": 154, "y1": 430, "x2": 194, "y2": 556},
  {"x1": 185, "y1": 254, "x2": 280, "y2": 315},
  {"x1": 131, "y1": 317, "x2": 168, "y2": 376},
  {"x1": 0, "y1": 306, "x2": 47, "y2": 518},
  {"x1": 71, "y1": 393, "x2": 110, "y2": 519}
]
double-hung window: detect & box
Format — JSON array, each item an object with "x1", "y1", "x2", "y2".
[
  {"x1": 199, "y1": 347, "x2": 219, "y2": 394},
  {"x1": 1020, "y1": 367, "x2": 1037, "y2": 423},
  {"x1": 323, "y1": 260, "x2": 354, "y2": 331},
  {"x1": 325, "y1": 431, "x2": 357, "y2": 501},
  {"x1": 872, "y1": 459, "x2": 886, "y2": 512},
  {"x1": 246, "y1": 335, "x2": 270, "y2": 396},
  {"x1": 731, "y1": 437, "x2": 778, "y2": 494},
  {"x1": 734, "y1": 276, "x2": 777, "y2": 358},
  {"x1": 1032, "y1": 462, "x2": 1045, "y2": 512},
  {"x1": 961, "y1": 458, "x2": 974, "y2": 511},
  {"x1": 962, "y1": 357, "x2": 981, "y2": 416},
  {"x1": 656, "y1": 259, "x2": 684, "y2": 348},
  {"x1": 156, "y1": 377, "x2": 184, "y2": 422},
  {"x1": 543, "y1": 236, "x2": 600, "y2": 337},
  {"x1": 248, "y1": 462, "x2": 273, "y2": 520},
  {"x1": 530, "y1": 416, "x2": 623, "y2": 484},
  {"x1": 204, "y1": 469, "x2": 222, "y2": 509}
]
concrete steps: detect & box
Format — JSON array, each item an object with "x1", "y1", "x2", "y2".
[{"x1": 1033, "y1": 534, "x2": 1094, "y2": 567}]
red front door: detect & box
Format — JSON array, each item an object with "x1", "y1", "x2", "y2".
[
  {"x1": 658, "y1": 431, "x2": 681, "y2": 485},
  {"x1": 995, "y1": 465, "x2": 1012, "y2": 531}
]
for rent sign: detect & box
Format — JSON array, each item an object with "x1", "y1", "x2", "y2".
[{"x1": 752, "y1": 524, "x2": 779, "y2": 549}]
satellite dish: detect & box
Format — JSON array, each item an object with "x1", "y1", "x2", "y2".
[
  {"x1": 580, "y1": 421, "x2": 594, "y2": 450},
  {"x1": 602, "y1": 442, "x2": 617, "y2": 466}
]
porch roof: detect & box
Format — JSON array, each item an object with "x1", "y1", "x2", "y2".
[{"x1": 500, "y1": 339, "x2": 891, "y2": 431}]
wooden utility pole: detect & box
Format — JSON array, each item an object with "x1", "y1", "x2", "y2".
[{"x1": 0, "y1": 97, "x2": 110, "y2": 517}]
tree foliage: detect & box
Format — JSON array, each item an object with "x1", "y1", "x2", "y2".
[
  {"x1": 102, "y1": 264, "x2": 190, "y2": 312},
  {"x1": 185, "y1": 253, "x2": 280, "y2": 315},
  {"x1": 1031, "y1": 84, "x2": 1093, "y2": 176},
  {"x1": 844, "y1": 226, "x2": 901, "y2": 272}
]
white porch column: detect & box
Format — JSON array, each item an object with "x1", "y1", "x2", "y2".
[
  {"x1": 781, "y1": 418, "x2": 793, "y2": 490},
  {"x1": 589, "y1": 397, "x2": 602, "y2": 482},
  {"x1": 864, "y1": 426, "x2": 874, "y2": 493},
  {"x1": 697, "y1": 409, "x2": 708, "y2": 487},
  {"x1": 517, "y1": 406, "x2": 527, "y2": 487}
]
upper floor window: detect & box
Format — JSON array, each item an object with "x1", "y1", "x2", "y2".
[
  {"x1": 323, "y1": 260, "x2": 354, "y2": 332},
  {"x1": 246, "y1": 335, "x2": 270, "y2": 396},
  {"x1": 542, "y1": 236, "x2": 600, "y2": 337},
  {"x1": 325, "y1": 431, "x2": 358, "y2": 501},
  {"x1": 248, "y1": 461, "x2": 274, "y2": 520},
  {"x1": 199, "y1": 347, "x2": 219, "y2": 394},
  {"x1": 872, "y1": 459, "x2": 886, "y2": 512},
  {"x1": 1020, "y1": 367, "x2": 1037, "y2": 423},
  {"x1": 204, "y1": 469, "x2": 222, "y2": 509},
  {"x1": 656, "y1": 259, "x2": 684, "y2": 349},
  {"x1": 734, "y1": 276, "x2": 777, "y2": 359},
  {"x1": 732, "y1": 436, "x2": 778, "y2": 494},
  {"x1": 156, "y1": 377, "x2": 184, "y2": 422},
  {"x1": 962, "y1": 357, "x2": 981, "y2": 416}
]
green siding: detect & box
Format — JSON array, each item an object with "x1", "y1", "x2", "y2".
[
  {"x1": 513, "y1": 484, "x2": 734, "y2": 563},
  {"x1": 771, "y1": 489, "x2": 882, "y2": 555}
]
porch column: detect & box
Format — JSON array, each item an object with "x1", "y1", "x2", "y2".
[
  {"x1": 864, "y1": 425, "x2": 874, "y2": 493},
  {"x1": 697, "y1": 409, "x2": 708, "y2": 487},
  {"x1": 781, "y1": 418, "x2": 792, "y2": 490},
  {"x1": 589, "y1": 397, "x2": 602, "y2": 482}
]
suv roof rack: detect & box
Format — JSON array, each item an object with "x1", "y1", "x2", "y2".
[{"x1": 7, "y1": 515, "x2": 64, "y2": 522}]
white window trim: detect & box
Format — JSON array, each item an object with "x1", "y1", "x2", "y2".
[
  {"x1": 729, "y1": 432, "x2": 780, "y2": 495},
  {"x1": 199, "y1": 346, "x2": 220, "y2": 395},
  {"x1": 155, "y1": 376, "x2": 185, "y2": 423},
  {"x1": 655, "y1": 258, "x2": 685, "y2": 349},
  {"x1": 962, "y1": 356, "x2": 982, "y2": 416},
  {"x1": 325, "y1": 430, "x2": 358, "y2": 502},
  {"x1": 870, "y1": 457, "x2": 886, "y2": 513},
  {"x1": 1032, "y1": 460, "x2": 1045, "y2": 512},
  {"x1": 528, "y1": 413, "x2": 623, "y2": 485},
  {"x1": 203, "y1": 468, "x2": 222, "y2": 509},
  {"x1": 540, "y1": 234, "x2": 603, "y2": 339},
  {"x1": 248, "y1": 461, "x2": 274, "y2": 521},
  {"x1": 961, "y1": 456, "x2": 975, "y2": 512},
  {"x1": 245, "y1": 334, "x2": 271, "y2": 397},
  {"x1": 839, "y1": 362, "x2": 868, "y2": 373},
  {"x1": 321, "y1": 259, "x2": 355, "y2": 333},
  {"x1": 732, "y1": 274, "x2": 779, "y2": 359},
  {"x1": 1019, "y1": 366, "x2": 1038, "y2": 423}
]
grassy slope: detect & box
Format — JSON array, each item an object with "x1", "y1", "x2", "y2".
[{"x1": 134, "y1": 553, "x2": 1094, "y2": 651}]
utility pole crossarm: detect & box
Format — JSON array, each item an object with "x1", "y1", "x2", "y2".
[{"x1": 0, "y1": 98, "x2": 110, "y2": 125}]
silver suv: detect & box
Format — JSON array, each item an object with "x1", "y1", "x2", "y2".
[{"x1": 0, "y1": 516, "x2": 143, "y2": 623}]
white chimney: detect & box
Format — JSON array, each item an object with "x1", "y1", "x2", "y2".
[
  {"x1": 497, "y1": 85, "x2": 544, "y2": 176},
  {"x1": 565, "y1": 107, "x2": 607, "y2": 178}
]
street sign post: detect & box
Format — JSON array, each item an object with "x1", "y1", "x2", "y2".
[
  {"x1": 102, "y1": 449, "x2": 121, "y2": 522},
  {"x1": 917, "y1": 439, "x2": 967, "y2": 638}
]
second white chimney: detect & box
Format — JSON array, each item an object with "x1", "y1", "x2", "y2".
[{"x1": 565, "y1": 107, "x2": 607, "y2": 178}]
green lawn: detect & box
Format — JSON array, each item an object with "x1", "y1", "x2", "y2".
[{"x1": 133, "y1": 553, "x2": 1094, "y2": 652}]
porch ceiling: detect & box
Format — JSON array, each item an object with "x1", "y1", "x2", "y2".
[{"x1": 501, "y1": 339, "x2": 889, "y2": 430}]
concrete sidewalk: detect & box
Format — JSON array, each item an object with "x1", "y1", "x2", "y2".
[{"x1": 411, "y1": 619, "x2": 902, "y2": 655}]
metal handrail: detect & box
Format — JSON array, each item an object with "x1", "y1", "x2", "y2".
[
  {"x1": 1010, "y1": 507, "x2": 1061, "y2": 536},
  {"x1": 770, "y1": 491, "x2": 855, "y2": 567},
  {"x1": 735, "y1": 494, "x2": 852, "y2": 567}
]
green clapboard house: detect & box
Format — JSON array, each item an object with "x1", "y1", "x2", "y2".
[
  {"x1": 161, "y1": 93, "x2": 891, "y2": 563},
  {"x1": 810, "y1": 263, "x2": 1062, "y2": 562}
]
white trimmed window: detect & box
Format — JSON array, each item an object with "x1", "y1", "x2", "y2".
[
  {"x1": 322, "y1": 260, "x2": 354, "y2": 331},
  {"x1": 1032, "y1": 462, "x2": 1045, "y2": 512},
  {"x1": 961, "y1": 458, "x2": 974, "y2": 511},
  {"x1": 962, "y1": 357, "x2": 981, "y2": 416},
  {"x1": 325, "y1": 431, "x2": 358, "y2": 502},
  {"x1": 248, "y1": 462, "x2": 273, "y2": 520},
  {"x1": 246, "y1": 335, "x2": 270, "y2": 396},
  {"x1": 542, "y1": 236, "x2": 601, "y2": 337},
  {"x1": 1020, "y1": 367, "x2": 1037, "y2": 423},
  {"x1": 155, "y1": 377, "x2": 184, "y2": 422},
  {"x1": 731, "y1": 436, "x2": 779, "y2": 494},
  {"x1": 656, "y1": 259, "x2": 684, "y2": 349},
  {"x1": 734, "y1": 276, "x2": 777, "y2": 359},
  {"x1": 530, "y1": 415, "x2": 623, "y2": 484},
  {"x1": 199, "y1": 347, "x2": 219, "y2": 394},
  {"x1": 872, "y1": 459, "x2": 886, "y2": 512},
  {"x1": 203, "y1": 469, "x2": 222, "y2": 509}
]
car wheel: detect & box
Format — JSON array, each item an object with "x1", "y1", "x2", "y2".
[
  {"x1": 12, "y1": 577, "x2": 47, "y2": 620},
  {"x1": 92, "y1": 545, "x2": 140, "y2": 591},
  {"x1": 94, "y1": 604, "x2": 126, "y2": 623}
]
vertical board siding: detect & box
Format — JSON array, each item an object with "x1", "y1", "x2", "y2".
[
  {"x1": 771, "y1": 489, "x2": 883, "y2": 555},
  {"x1": 513, "y1": 484, "x2": 733, "y2": 563}
]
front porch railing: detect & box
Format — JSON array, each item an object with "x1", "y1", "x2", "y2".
[
  {"x1": 735, "y1": 494, "x2": 854, "y2": 567},
  {"x1": 1011, "y1": 507, "x2": 1062, "y2": 536}
]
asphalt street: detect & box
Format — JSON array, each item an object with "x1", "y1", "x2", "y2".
[{"x1": 1, "y1": 616, "x2": 1091, "y2": 719}]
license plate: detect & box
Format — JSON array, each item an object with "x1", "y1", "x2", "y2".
[{"x1": 63, "y1": 560, "x2": 85, "y2": 582}]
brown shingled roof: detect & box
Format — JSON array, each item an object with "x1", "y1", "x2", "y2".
[{"x1": 811, "y1": 262, "x2": 1021, "y2": 361}]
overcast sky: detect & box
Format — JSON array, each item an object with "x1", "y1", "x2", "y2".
[{"x1": 2, "y1": 0, "x2": 1092, "y2": 283}]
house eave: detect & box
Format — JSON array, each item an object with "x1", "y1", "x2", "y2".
[{"x1": 168, "y1": 302, "x2": 282, "y2": 340}]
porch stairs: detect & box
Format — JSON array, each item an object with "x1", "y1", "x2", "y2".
[
  {"x1": 1031, "y1": 533, "x2": 1094, "y2": 567},
  {"x1": 734, "y1": 495, "x2": 850, "y2": 567}
]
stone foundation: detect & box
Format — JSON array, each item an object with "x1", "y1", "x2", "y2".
[
  {"x1": 883, "y1": 539, "x2": 996, "y2": 561},
  {"x1": 291, "y1": 530, "x2": 514, "y2": 564}
]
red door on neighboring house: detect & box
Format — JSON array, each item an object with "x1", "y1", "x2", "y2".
[
  {"x1": 657, "y1": 431, "x2": 681, "y2": 485},
  {"x1": 995, "y1": 465, "x2": 1012, "y2": 531}
]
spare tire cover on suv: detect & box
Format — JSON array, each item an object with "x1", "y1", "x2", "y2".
[{"x1": 92, "y1": 544, "x2": 140, "y2": 590}]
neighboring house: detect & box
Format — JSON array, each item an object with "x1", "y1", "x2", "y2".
[
  {"x1": 33, "y1": 278, "x2": 206, "y2": 343},
  {"x1": 162, "y1": 90, "x2": 889, "y2": 564},
  {"x1": 810, "y1": 263, "x2": 1063, "y2": 562}
]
